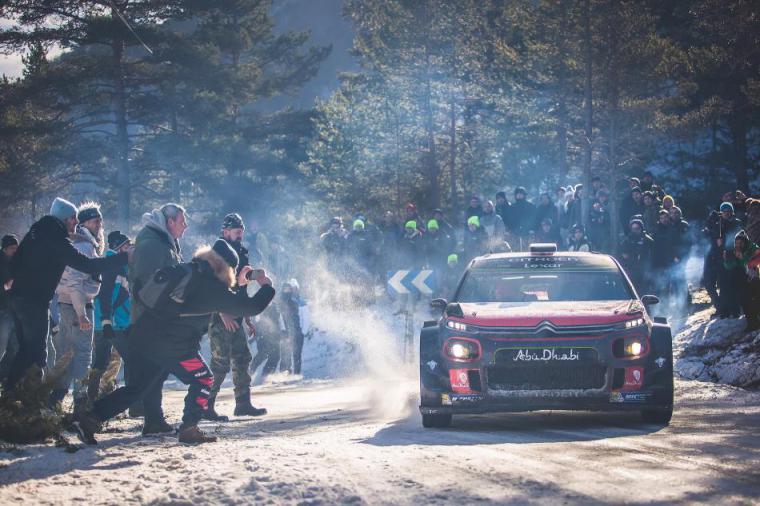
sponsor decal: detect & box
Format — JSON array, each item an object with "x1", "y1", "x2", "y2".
[
  {"x1": 451, "y1": 394, "x2": 483, "y2": 403},
  {"x1": 609, "y1": 391, "x2": 653, "y2": 403},
  {"x1": 624, "y1": 367, "x2": 644, "y2": 390},
  {"x1": 427, "y1": 360, "x2": 437, "y2": 371},
  {"x1": 513, "y1": 348, "x2": 580, "y2": 362},
  {"x1": 441, "y1": 393, "x2": 452, "y2": 406},
  {"x1": 655, "y1": 357, "x2": 666, "y2": 368}
]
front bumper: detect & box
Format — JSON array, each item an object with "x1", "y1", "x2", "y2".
[{"x1": 419, "y1": 330, "x2": 673, "y2": 416}]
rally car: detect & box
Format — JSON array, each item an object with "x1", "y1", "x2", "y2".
[{"x1": 419, "y1": 244, "x2": 674, "y2": 428}]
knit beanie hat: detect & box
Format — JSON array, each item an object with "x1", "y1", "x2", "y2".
[
  {"x1": 662, "y1": 195, "x2": 675, "y2": 207},
  {"x1": 222, "y1": 213, "x2": 245, "y2": 230},
  {"x1": 50, "y1": 197, "x2": 78, "y2": 221},
  {"x1": 427, "y1": 219, "x2": 439, "y2": 231},
  {"x1": 405, "y1": 220, "x2": 417, "y2": 230},
  {"x1": 447, "y1": 253, "x2": 458, "y2": 264},
  {"x1": 212, "y1": 239, "x2": 239, "y2": 269},
  {"x1": 467, "y1": 216, "x2": 480, "y2": 227},
  {"x1": 107, "y1": 231, "x2": 130, "y2": 251},
  {"x1": 77, "y1": 202, "x2": 102, "y2": 224},
  {"x1": 353, "y1": 219, "x2": 365, "y2": 230},
  {"x1": 1, "y1": 234, "x2": 19, "y2": 250},
  {"x1": 720, "y1": 202, "x2": 734, "y2": 213}
]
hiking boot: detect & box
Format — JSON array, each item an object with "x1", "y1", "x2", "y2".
[
  {"x1": 234, "y1": 397, "x2": 267, "y2": 417},
  {"x1": 142, "y1": 419, "x2": 175, "y2": 436},
  {"x1": 72, "y1": 410, "x2": 102, "y2": 445},
  {"x1": 178, "y1": 425, "x2": 217, "y2": 444},
  {"x1": 201, "y1": 398, "x2": 229, "y2": 422}
]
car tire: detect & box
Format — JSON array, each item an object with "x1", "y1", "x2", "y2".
[
  {"x1": 640, "y1": 408, "x2": 672, "y2": 425},
  {"x1": 422, "y1": 413, "x2": 452, "y2": 428}
]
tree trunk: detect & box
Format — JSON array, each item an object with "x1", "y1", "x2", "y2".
[
  {"x1": 729, "y1": 111, "x2": 749, "y2": 191},
  {"x1": 170, "y1": 104, "x2": 181, "y2": 203},
  {"x1": 607, "y1": 0, "x2": 620, "y2": 252},
  {"x1": 423, "y1": 51, "x2": 440, "y2": 210},
  {"x1": 111, "y1": 9, "x2": 130, "y2": 229},
  {"x1": 581, "y1": 0, "x2": 593, "y2": 229},
  {"x1": 556, "y1": 0, "x2": 569, "y2": 187},
  {"x1": 449, "y1": 94, "x2": 457, "y2": 210}
]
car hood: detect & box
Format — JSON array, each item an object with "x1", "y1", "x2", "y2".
[{"x1": 452, "y1": 300, "x2": 637, "y2": 327}]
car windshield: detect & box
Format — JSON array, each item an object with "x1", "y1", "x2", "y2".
[{"x1": 455, "y1": 269, "x2": 633, "y2": 303}]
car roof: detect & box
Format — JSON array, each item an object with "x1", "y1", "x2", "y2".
[{"x1": 468, "y1": 251, "x2": 621, "y2": 271}]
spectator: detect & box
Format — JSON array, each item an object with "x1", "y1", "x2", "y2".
[
  {"x1": 378, "y1": 212, "x2": 400, "y2": 272},
  {"x1": 589, "y1": 190, "x2": 611, "y2": 252},
  {"x1": 511, "y1": 187, "x2": 536, "y2": 250},
  {"x1": 249, "y1": 301, "x2": 284, "y2": 381},
  {"x1": 722, "y1": 231, "x2": 753, "y2": 319},
  {"x1": 536, "y1": 218, "x2": 561, "y2": 245},
  {"x1": 568, "y1": 225, "x2": 590, "y2": 252},
  {"x1": 463, "y1": 216, "x2": 489, "y2": 261},
  {"x1": 619, "y1": 219, "x2": 655, "y2": 294},
  {"x1": 0, "y1": 234, "x2": 18, "y2": 380},
  {"x1": 494, "y1": 192, "x2": 510, "y2": 233},
  {"x1": 279, "y1": 280, "x2": 305, "y2": 375},
  {"x1": 534, "y1": 193, "x2": 558, "y2": 231},
  {"x1": 642, "y1": 191, "x2": 660, "y2": 232},
  {"x1": 424, "y1": 219, "x2": 455, "y2": 273},
  {"x1": 432, "y1": 209, "x2": 455, "y2": 238},
  {"x1": 439, "y1": 253, "x2": 462, "y2": 299},
  {"x1": 88, "y1": 231, "x2": 132, "y2": 404},
  {"x1": 404, "y1": 203, "x2": 425, "y2": 232},
  {"x1": 480, "y1": 200, "x2": 506, "y2": 247},
  {"x1": 320, "y1": 217, "x2": 347, "y2": 265},
  {"x1": 641, "y1": 171, "x2": 654, "y2": 192},
  {"x1": 4, "y1": 197, "x2": 128, "y2": 391},
  {"x1": 745, "y1": 196, "x2": 760, "y2": 245},
  {"x1": 346, "y1": 219, "x2": 376, "y2": 278},
  {"x1": 651, "y1": 210, "x2": 676, "y2": 300},
  {"x1": 620, "y1": 187, "x2": 644, "y2": 230},
  {"x1": 398, "y1": 221, "x2": 424, "y2": 269},
  {"x1": 128, "y1": 203, "x2": 187, "y2": 434},
  {"x1": 566, "y1": 185, "x2": 584, "y2": 231}
]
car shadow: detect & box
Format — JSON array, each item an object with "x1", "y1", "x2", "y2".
[{"x1": 360, "y1": 409, "x2": 666, "y2": 447}]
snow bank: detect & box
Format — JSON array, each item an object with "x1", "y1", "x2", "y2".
[{"x1": 674, "y1": 307, "x2": 760, "y2": 389}]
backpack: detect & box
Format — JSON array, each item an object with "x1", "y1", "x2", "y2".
[{"x1": 136, "y1": 263, "x2": 195, "y2": 316}]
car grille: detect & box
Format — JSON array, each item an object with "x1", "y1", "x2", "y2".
[{"x1": 487, "y1": 348, "x2": 607, "y2": 391}]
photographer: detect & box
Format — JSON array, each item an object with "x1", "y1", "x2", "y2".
[
  {"x1": 74, "y1": 239, "x2": 275, "y2": 445},
  {"x1": 703, "y1": 203, "x2": 742, "y2": 316}
]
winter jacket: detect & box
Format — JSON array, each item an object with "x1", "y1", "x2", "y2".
[
  {"x1": 10, "y1": 215, "x2": 127, "y2": 305},
  {"x1": 280, "y1": 292, "x2": 304, "y2": 342},
  {"x1": 56, "y1": 225, "x2": 102, "y2": 318},
  {"x1": 320, "y1": 229, "x2": 346, "y2": 257},
  {"x1": 745, "y1": 198, "x2": 760, "y2": 245},
  {"x1": 131, "y1": 250, "x2": 275, "y2": 358},
  {"x1": 423, "y1": 230, "x2": 456, "y2": 272},
  {"x1": 129, "y1": 210, "x2": 183, "y2": 323},
  {"x1": 651, "y1": 222, "x2": 676, "y2": 270},
  {"x1": 398, "y1": 230, "x2": 425, "y2": 269},
  {"x1": 567, "y1": 237, "x2": 590, "y2": 252},
  {"x1": 619, "y1": 196, "x2": 644, "y2": 229},
  {"x1": 619, "y1": 232, "x2": 655, "y2": 291},
  {"x1": 94, "y1": 250, "x2": 131, "y2": 331},
  {"x1": 346, "y1": 229, "x2": 376, "y2": 272},
  {"x1": 479, "y1": 211, "x2": 505, "y2": 242},
  {"x1": 495, "y1": 202, "x2": 511, "y2": 232},
  {"x1": 724, "y1": 241, "x2": 760, "y2": 273},
  {"x1": 463, "y1": 226, "x2": 489, "y2": 262},
  {"x1": 642, "y1": 204, "x2": 660, "y2": 233},
  {"x1": 510, "y1": 200, "x2": 537, "y2": 237},
  {"x1": 534, "y1": 202, "x2": 558, "y2": 231}
]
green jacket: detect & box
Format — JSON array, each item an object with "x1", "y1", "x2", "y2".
[
  {"x1": 129, "y1": 209, "x2": 183, "y2": 323},
  {"x1": 724, "y1": 241, "x2": 759, "y2": 271}
]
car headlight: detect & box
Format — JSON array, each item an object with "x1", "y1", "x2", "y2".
[
  {"x1": 446, "y1": 320, "x2": 468, "y2": 332},
  {"x1": 444, "y1": 338, "x2": 481, "y2": 361},
  {"x1": 614, "y1": 336, "x2": 647, "y2": 358},
  {"x1": 625, "y1": 340, "x2": 643, "y2": 356}
]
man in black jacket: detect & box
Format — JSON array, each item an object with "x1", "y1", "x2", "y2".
[
  {"x1": 76, "y1": 239, "x2": 275, "y2": 445},
  {"x1": 205, "y1": 213, "x2": 267, "y2": 421},
  {"x1": 3, "y1": 198, "x2": 129, "y2": 391},
  {"x1": 0, "y1": 234, "x2": 19, "y2": 380}
]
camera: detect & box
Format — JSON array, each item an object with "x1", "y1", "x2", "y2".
[{"x1": 245, "y1": 268, "x2": 265, "y2": 280}]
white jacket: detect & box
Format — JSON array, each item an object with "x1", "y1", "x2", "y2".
[{"x1": 56, "y1": 225, "x2": 102, "y2": 317}]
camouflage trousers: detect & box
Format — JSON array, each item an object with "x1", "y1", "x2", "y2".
[{"x1": 207, "y1": 314, "x2": 252, "y2": 402}]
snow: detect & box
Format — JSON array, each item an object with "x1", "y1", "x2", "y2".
[{"x1": 674, "y1": 305, "x2": 760, "y2": 389}]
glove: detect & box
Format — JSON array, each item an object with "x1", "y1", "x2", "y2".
[{"x1": 102, "y1": 323, "x2": 116, "y2": 341}]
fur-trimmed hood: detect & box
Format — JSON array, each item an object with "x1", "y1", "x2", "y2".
[{"x1": 193, "y1": 245, "x2": 235, "y2": 289}]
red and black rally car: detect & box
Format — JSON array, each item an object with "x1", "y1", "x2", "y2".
[{"x1": 419, "y1": 244, "x2": 674, "y2": 428}]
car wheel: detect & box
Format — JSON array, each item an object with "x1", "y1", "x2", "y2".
[
  {"x1": 640, "y1": 408, "x2": 672, "y2": 425},
  {"x1": 422, "y1": 413, "x2": 452, "y2": 428}
]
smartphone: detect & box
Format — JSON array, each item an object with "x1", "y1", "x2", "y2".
[{"x1": 246, "y1": 268, "x2": 266, "y2": 280}]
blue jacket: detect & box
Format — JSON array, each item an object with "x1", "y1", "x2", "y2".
[{"x1": 94, "y1": 250, "x2": 131, "y2": 331}]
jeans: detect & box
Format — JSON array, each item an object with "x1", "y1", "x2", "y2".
[
  {"x1": 51, "y1": 303, "x2": 94, "y2": 403},
  {"x1": 4, "y1": 296, "x2": 50, "y2": 390}
]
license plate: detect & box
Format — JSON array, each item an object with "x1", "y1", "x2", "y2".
[{"x1": 496, "y1": 347, "x2": 597, "y2": 364}]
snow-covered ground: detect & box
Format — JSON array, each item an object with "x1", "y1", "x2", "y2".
[
  {"x1": 2, "y1": 377, "x2": 760, "y2": 504},
  {"x1": 674, "y1": 306, "x2": 760, "y2": 389}
]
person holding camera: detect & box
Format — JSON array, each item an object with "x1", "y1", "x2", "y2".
[
  {"x1": 205, "y1": 213, "x2": 267, "y2": 421},
  {"x1": 74, "y1": 239, "x2": 275, "y2": 445}
]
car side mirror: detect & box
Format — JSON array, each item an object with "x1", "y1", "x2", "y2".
[
  {"x1": 641, "y1": 295, "x2": 659, "y2": 306},
  {"x1": 431, "y1": 298, "x2": 447, "y2": 313}
]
